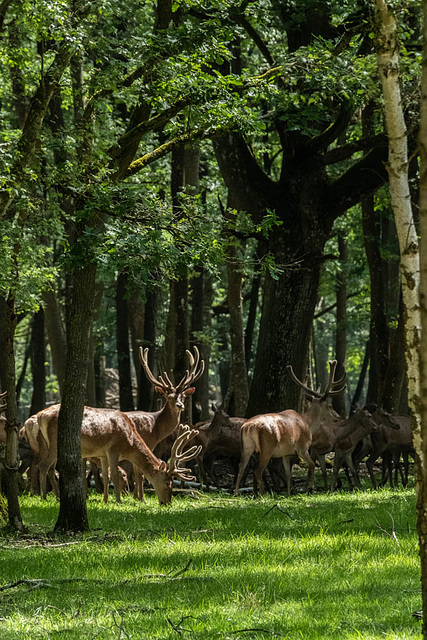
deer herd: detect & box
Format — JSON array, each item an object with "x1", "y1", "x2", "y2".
[{"x1": 0, "y1": 351, "x2": 415, "y2": 505}]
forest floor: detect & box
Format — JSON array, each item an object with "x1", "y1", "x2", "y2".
[{"x1": 0, "y1": 484, "x2": 421, "y2": 640}]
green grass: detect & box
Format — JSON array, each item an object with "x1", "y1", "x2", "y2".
[{"x1": 0, "y1": 487, "x2": 422, "y2": 639}]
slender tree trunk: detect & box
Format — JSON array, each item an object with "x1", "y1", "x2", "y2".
[
  {"x1": 30, "y1": 307, "x2": 46, "y2": 415},
  {"x1": 226, "y1": 239, "x2": 249, "y2": 417},
  {"x1": 417, "y1": 0, "x2": 427, "y2": 633},
  {"x1": 191, "y1": 268, "x2": 213, "y2": 421},
  {"x1": 137, "y1": 289, "x2": 157, "y2": 410},
  {"x1": 128, "y1": 286, "x2": 145, "y2": 398},
  {"x1": 116, "y1": 271, "x2": 134, "y2": 411},
  {"x1": 42, "y1": 288, "x2": 67, "y2": 396},
  {"x1": 55, "y1": 264, "x2": 96, "y2": 532},
  {"x1": 333, "y1": 233, "x2": 348, "y2": 416}
]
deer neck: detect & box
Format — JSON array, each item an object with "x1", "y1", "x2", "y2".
[
  {"x1": 156, "y1": 401, "x2": 182, "y2": 438},
  {"x1": 303, "y1": 402, "x2": 325, "y2": 436},
  {"x1": 125, "y1": 430, "x2": 165, "y2": 479}
]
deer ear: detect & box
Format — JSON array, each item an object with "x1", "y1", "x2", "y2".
[
  {"x1": 156, "y1": 386, "x2": 166, "y2": 395},
  {"x1": 159, "y1": 461, "x2": 167, "y2": 471},
  {"x1": 184, "y1": 387, "x2": 195, "y2": 396}
]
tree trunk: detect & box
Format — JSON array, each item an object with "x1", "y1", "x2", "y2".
[
  {"x1": 137, "y1": 289, "x2": 157, "y2": 410},
  {"x1": 333, "y1": 233, "x2": 348, "y2": 417},
  {"x1": 0, "y1": 293, "x2": 24, "y2": 530},
  {"x1": 247, "y1": 236, "x2": 322, "y2": 415},
  {"x1": 225, "y1": 239, "x2": 249, "y2": 417},
  {"x1": 42, "y1": 288, "x2": 67, "y2": 396},
  {"x1": 30, "y1": 307, "x2": 46, "y2": 415},
  {"x1": 116, "y1": 270, "x2": 134, "y2": 411},
  {"x1": 373, "y1": 0, "x2": 420, "y2": 423},
  {"x1": 191, "y1": 268, "x2": 213, "y2": 421},
  {"x1": 128, "y1": 286, "x2": 145, "y2": 399},
  {"x1": 416, "y1": 0, "x2": 427, "y2": 632},
  {"x1": 54, "y1": 263, "x2": 97, "y2": 532}
]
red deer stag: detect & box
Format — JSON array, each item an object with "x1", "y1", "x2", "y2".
[
  {"x1": 234, "y1": 361, "x2": 347, "y2": 496},
  {"x1": 29, "y1": 404, "x2": 201, "y2": 504},
  {"x1": 126, "y1": 345, "x2": 204, "y2": 498}
]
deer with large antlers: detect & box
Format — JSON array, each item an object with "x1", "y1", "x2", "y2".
[
  {"x1": 126, "y1": 345, "x2": 204, "y2": 498},
  {"x1": 27, "y1": 404, "x2": 201, "y2": 504},
  {"x1": 234, "y1": 360, "x2": 347, "y2": 496}
]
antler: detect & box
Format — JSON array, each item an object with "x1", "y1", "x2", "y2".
[
  {"x1": 168, "y1": 424, "x2": 202, "y2": 481},
  {"x1": 139, "y1": 347, "x2": 175, "y2": 393},
  {"x1": 175, "y1": 346, "x2": 205, "y2": 392},
  {"x1": 0, "y1": 391, "x2": 7, "y2": 413},
  {"x1": 139, "y1": 346, "x2": 205, "y2": 394},
  {"x1": 287, "y1": 360, "x2": 346, "y2": 401}
]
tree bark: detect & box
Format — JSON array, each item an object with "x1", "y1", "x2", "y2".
[
  {"x1": 191, "y1": 268, "x2": 213, "y2": 421},
  {"x1": 42, "y1": 288, "x2": 67, "y2": 396},
  {"x1": 30, "y1": 307, "x2": 46, "y2": 415},
  {"x1": 333, "y1": 233, "x2": 348, "y2": 417},
  {"x1": 417, "y1": 0, "x2": 427, "y2": 633},
  {"x1": 54, "y1": 263, "x2": 97, "y2": 532},
  {"x1": 116, "y1": 271, "x2": 134, "y2": 411},
  {"x1": 0, "y1": 293, "x2": 24, "y2": 530}
]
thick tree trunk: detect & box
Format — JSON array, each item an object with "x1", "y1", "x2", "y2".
[
  {"x1": 247, "y1": 248, "x2": 322, "y2": 415},
  {"x1": 54, "y1": 263, "x2": 97, "y2": 532},
  {"x1": 30, "y1": 307, "x2": 46, "y2": 415},
  {"x1": 116, "y1": 271, "x2": 134, "y2": 411}
]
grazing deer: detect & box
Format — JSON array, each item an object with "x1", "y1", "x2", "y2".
[
  {"x1": 234, "y1": 361, "x2": 347, "y2": 496},
  {"x1": 126, "y1": 345, "x2": 204, "y2": 498},
  {"x1": 28, "y1": 404, "x2": 201, "y2": 504}
]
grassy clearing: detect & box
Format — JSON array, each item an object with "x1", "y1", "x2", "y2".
[{"x1": 0, "y1": 487, "x2": 422, "y2": 640}]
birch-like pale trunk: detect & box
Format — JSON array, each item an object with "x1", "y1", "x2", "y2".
[
  {"x1": 418, "y1": 0, "x2": 427, "y2": 632},
  {"x1": 373, "y1": 0, "x2": 424, "y2": 628},
  {"x1": 372, "y1": 0, "x2": 421, "y2": 428}
]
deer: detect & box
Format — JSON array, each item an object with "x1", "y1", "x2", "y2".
[
  {"x1": 27, "y1": 404, "x2": 201, "y2": 504},
  {"x1": 358, "y1": 413, "x2": 412, "y2": 489},
  {"x1": 126, "y1": 345, "x2": 204, "y2": 499},
  {"x1": 328, "y1": 406, "x2": 393, "y2": 490},
  {"x1": 234, "y1": 360, "x2": 347, "y2": 496}
]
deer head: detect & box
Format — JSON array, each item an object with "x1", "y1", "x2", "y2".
[
  {"x1": 287, "y1": 360, "x2": 347, "y2": 429},
  {"x1": 139, "y1": 346, "x2": 205, "y2": 412},
  {"x1": 150, "y1": 424, "x2": 202, "y2": 504}
]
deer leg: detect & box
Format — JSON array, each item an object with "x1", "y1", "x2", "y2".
[
  {"x1": 315, "y1": 452, "x2": 328, "y2": 491},
  {"x1": 99, "y1": 456, "x2": 110, "y2": 502},
  {"x1": 38, "y1": 464, "x2": 51, "y2": 499},
  {"x1": 48, "y1": 467, "x2": 59, "y2": 498},
  {"x1": 331, "y1": 452, "x2": 343, "y2": 491},
  {"x1": 133, "y1": 470, "x2": 144, "y2": 501},
  {"x1": 365, "y1": 454, "x2": 378, "y2": 490},
  {"x1": 299, "y1": 451, "x2": 315, "y2": 494},
  {"x1": 107, "y1": 453, "x2": 121, "y2": 503},
  {"x1": 253, "y1": 452, "x2": 273, "y2": 496},
  {"x1": 234, "y1": 449, "x2": 253, "y2": 495},
  {"x1": 344, "y1": 453, "x2": 361, "y2": 490},
  {"x1": 281, "y1": 456, "x2": 292, "y2": 496}
]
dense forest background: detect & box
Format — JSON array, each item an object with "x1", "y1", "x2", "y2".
[{"x1": 0, "y1": 0, "x2": 419, "y2": 427}]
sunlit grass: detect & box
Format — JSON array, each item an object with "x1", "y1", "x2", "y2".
[{"x1": 0, "y1": 488, "x2": 422, "y2": 639}]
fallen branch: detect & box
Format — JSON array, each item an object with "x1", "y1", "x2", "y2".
[
  {"x1": 262, "y1": 504, "x2": 294, "y2": 519},
  {"x1": 373, "y1": 511, "x2": 400, "y2": 546}
]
